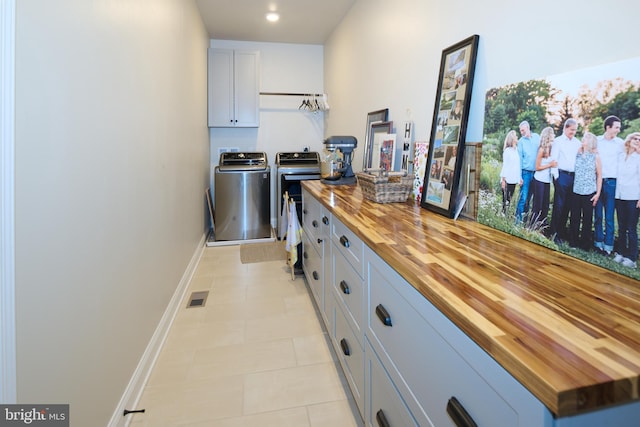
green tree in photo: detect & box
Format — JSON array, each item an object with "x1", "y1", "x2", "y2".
[
  {"x1": 484, "y1": 79, "x2": 553, "y2": 138},
  {"x1": 592, "y1": 85, "x2": 640, "y2": 132}
]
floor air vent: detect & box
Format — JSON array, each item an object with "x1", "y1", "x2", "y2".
[{"x1": 187, "y1": 291, "x2": 209, "y2": 308}]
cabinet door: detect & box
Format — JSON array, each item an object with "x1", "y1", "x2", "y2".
[
  {"x1": 233, "y1": 50, "x2": 260, "y2": 127},
  {"x1": 302, "y1": 231, "x2": 323, "y2": 310},
  {"x1": 207, "y1": 49, "x2": 259, "y2": 127},
  {"x1": 333, "y1": 252, "x2": 364, "y2": 346},
  {"x1": 334, "y1": 300, "x2": 364, "y2": 419},
  {"x1": 365, "y1": 339, "x2": 419, "y2": 427},
  {"x1": 207, "y1": 48, "x2": 234, "y2": 127}
]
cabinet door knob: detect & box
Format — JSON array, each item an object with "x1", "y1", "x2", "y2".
[
  {"x1": 375, "y1": 409, "x2": 390, "y2": 427},
  {"x1": 339, "y1": 280, "x2": 350, "y2": 295},
  {"x1": 317, "y1": 238, "x2": 323, "y2": 244},
  {"x1": 340, "y1": 338, "x2": 351, "y2": 356},
  {"x1": 303, "y1": 209, "x2": 308, "y2": 215},
  {"x1": 303, "y1": 251, "x2": 308, "y2": 259},
  {"x1": 375, "y1": 304, "x2": 392, "y2": 327},
  {"x1": 312, "y1": 220, "x2": 319, "y2": 228},
  {"x1": 447, "y1": 397, "x2": 478, "y2": 427},
  {"x1": 322, "y1": 216, "x2": 329, "y2": 225},
  {"x1": 312, "y1": 271, "x2": 319, "y2": 281},
  {"x1": 339, "y1": 235, "x2": 350, "y2": 248}
]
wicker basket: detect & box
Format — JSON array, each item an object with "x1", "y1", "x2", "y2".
[{"x1": 356, "y1": 170, "x2": 413, "y2": 203}]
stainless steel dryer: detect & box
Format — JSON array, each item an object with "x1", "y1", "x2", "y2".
[
  {"x1": 214, "y1": 152, "x2": 271, "y2": 241},
  {"x1": 275, "y1": 151, "x2": 321, "y2": 239}
]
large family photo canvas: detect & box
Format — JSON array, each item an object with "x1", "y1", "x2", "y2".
[{"x1": 479, "y1": 56, "x2": 640, "y2": 280}]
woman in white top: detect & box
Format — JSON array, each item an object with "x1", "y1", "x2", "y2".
[
  {"x1": 569, "y1": 132, "x2": 602, "y2": 250},
  {"x1": 613, "y1": 132, "x2": 640, "y2": 268},
  {"x1": 532, "y1": 127, "x2": 557, "y2": 230},
  {"x1": 500, "y1": 130, "x2": 522, "y2": 214}
]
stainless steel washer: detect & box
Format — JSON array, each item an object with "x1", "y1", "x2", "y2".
[{"x1": 214, "y1": 152, "x2": 271, "y2": 241}]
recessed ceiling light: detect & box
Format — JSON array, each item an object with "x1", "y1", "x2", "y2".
[{"x1": 266, "y1": 12, "x2": 280, "y2": 22}]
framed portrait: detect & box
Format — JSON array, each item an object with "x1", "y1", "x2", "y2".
[
  {"x1": 421, "y1": 35, "x2": 479, "y2": 217},
  {"x1": 363, "y1": 109, "x2": 389, "y2": 169},
  {"x1": 366, "y1": 121, "x2": 393, "y2": 169},
  {"x1": 371, "y1": 132, "x2": 396, "y2": 171}
]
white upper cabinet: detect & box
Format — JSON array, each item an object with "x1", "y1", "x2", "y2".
[{"x1": 207, "y1": 49, "x2": 260, "y2": 127}]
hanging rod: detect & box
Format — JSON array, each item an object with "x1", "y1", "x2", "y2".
[{"x1": 260, "y1": 91, "x2": 324, "y2": 97}]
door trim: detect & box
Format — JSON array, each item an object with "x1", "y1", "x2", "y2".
[{"x1": 0, "y1": 0, "x2": 17, "y2": 404}]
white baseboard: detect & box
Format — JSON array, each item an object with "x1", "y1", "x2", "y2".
[{"x1": 108, "y1": 233, "x2": 206, "y2": 427}]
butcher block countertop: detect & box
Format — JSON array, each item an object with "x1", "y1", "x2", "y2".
[{"x1": 302, "y1": 180, "x2": 640, "y2": 418}]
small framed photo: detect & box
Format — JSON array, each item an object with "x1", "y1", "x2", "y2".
[
  {"x1": 371, "y1": 132, "x2": 396, "y2": 171},
  {"x1": 363, "y1": 109, "x2": 389, "y2": 169},
  {"x1": 421, "y1": 35, "x2": 479, "y2": 217},
  {"x1": 366, "y1": 121, "x2": 393, "y2": 169}
]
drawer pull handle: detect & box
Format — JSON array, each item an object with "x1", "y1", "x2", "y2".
[
  {"x1": 339, "y1": 280, "x2": 350, "y2": 294},
  {"x1": 312, "y1": 220, "x2": 319, "y2": 228},
  {"x1": 317, "y1": 238, "x2": 323, "y2": 244},
  {"x1": 312, "y1": 271, "x2": 319, "y2": 281},
  {"x1": 340, "y1": 338, "x2": 351, "y2": 356},
  {"x1": 322, "y1": 216, "x2": 329, "y2": 225},
  {"x1": 375, "y1": 409, "x2": 390, "y2": 427},
  {"x1": 340, "y1": 235, "x2": 350, "y2": 248},
  {"x1": 375, "y1": 304, "x2": 392, "y2": 327},
  {"x1": 447, "y1": 397, "x2": 478, "y2": 427}
]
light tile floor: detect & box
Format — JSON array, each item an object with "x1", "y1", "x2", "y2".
[{"x1": 130, "y1": 244, "x2": 362, "y2": 426}]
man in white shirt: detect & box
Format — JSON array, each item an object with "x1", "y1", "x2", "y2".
[
  {"x1": 549, "y1": 118, "x2": 582, "y2": 242},
  {"x1": 594, "y1": 115, "x2": 624, "y2": 255},
  {"x1": 515, "y1": 121, "x2": 540, "y2": 223}
]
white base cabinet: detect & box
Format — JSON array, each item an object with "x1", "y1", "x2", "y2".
[
  {"x1": 302, "y1": 231, "x2": 323, "y2": 310},
  {"x1": 302, "y1": 189, "x2": 332, "y2": 328},
  {"x1": 302, "y1": 191, "x2": 640, "y2": 427}
]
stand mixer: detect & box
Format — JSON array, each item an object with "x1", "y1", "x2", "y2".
[{"x1": 320, "y1": 136, "x2": 358, "y2": 185}]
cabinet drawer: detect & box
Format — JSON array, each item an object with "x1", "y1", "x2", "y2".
[
  {"x1": 302, "y1": 232, "x2": 323, "y2": 310},
  {"x1": 333, "y1": 252, "x2": 364, "y2": 345},
  {"x1": 334, "y1": 299, "x2": 364, "y2": 418},
  {"x1": 302, "y1": 191, "x2": 329, "y2": 244},
  {"x1": 332, "y1": 217, "x2": 364, "y2": 277},
  {"x1": 368, "y1": 259, "x2": 518, "y2": 427},
  {"x1": 365, "y1": 338, "x2": 419, "y2": 427}
]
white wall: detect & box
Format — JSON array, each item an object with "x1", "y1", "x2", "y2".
[
  {"x1": 325, "y1": 0, "x2": 640, "y2": 171},
  {"x1": 209, "y1": 40, "x2": 325, "y2": 225},
  {"x1": 14, "y1": 1, "x2": 209, "y2": 425}
]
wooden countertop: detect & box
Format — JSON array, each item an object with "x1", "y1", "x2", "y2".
[{"x1": 303, "y1": 180, "x2": 640, "y2": 417}]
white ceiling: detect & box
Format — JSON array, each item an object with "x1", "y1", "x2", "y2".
[{"x1": 195, "y1": 0, "x2": 357, "y2": 45}]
